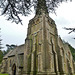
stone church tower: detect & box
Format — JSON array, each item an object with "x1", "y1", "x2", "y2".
[
  {"x1": 23, "y1": 0, "x2": 75, "y2": 75},
  {"x1": 23, "y1": 1, "x2": 66, "y2": 75},
  {"x1": 24, "y1": 13, "x2": 60, "y2": 75},
  {"x1": 0, "y1": 0, "x2": 75, "y2": 75}
]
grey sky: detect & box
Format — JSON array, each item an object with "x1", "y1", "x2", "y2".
[
  {"x1": 50, "y1": 0, "x2": 75, "y2": 48},
  {"x1": 0, "y1": 0, "x2": 75, "y2": 50}
]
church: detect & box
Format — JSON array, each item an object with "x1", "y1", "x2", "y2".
[{"x1": 0, "y1": 0, "x2": 75, "y2": 75}]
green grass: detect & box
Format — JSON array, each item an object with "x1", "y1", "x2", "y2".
[
  {"x1": 0, "y1": 73, "x2": 8, "y2": 75},
  {"x1": 0, "y1": 73, "x2": 75, "y2": 75}
]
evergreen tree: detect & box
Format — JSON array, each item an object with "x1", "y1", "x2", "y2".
[
  {"x1": 0, "y1": 28, "x2": 3, "y2": 50},
  {"x1": 63, "y1": 41, "x2": 75, "y2": 61},
  {"x1": 0, "y1": 50, "x2": 3, "y2": 64},
  {"x1": 68, "y1": 43, "x2": 75, "y2": 61},
  {"x1": 0, "y1": 0, "x2": 72, "y2": 24},
  {"x1": 64, "y1": 27, "x2": 75, "y2": 38},
  {"x1": 3, "y1": 44, "x2": 17, "y2": 56}
]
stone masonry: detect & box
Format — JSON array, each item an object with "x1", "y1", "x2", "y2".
[{"x1": 0, "y1": 5, "x2": 75, "y2": 75}]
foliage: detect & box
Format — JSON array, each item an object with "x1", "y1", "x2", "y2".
[
  {"x1": 64, "y1": 27, "x2": 75, "y2": 39},
  {"x1": 68, "y1": 44, "x2": 75, "y2": 61},
  {"x1": 3, "y1": 44, "x2": 17, "y2": 56},
  {"x1": 6, "y1": 44, "x2": 17, "y2": 50},
  {"x1": 0, "y1": 28, "x2": 4, "y2": 50},
  {"x1": 0, "y1": 50, "x2": 3, "y2": 64},
  {"x1": 64, "y1": 42, "x2": 75, "y2": 61},
  {"x1": 2, "y1": 50, "x2": 7, "y2": 56},
  {"x1": 0, "y1": 74, "x2": 8, "y2": 75},
  {"x1": 0, "y1": 0, "x2": 72, "y2": 24},
  {"x1": 62, "y1": 40, "x2": 75, "y2": 61}
]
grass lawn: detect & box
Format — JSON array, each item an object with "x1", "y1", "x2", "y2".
[
  {"x1": 0, "y1": 73, "x2": 8, "y2": 75},
  {"x1": 0, "y1": 73, "x2": 75, "y2": 75}
]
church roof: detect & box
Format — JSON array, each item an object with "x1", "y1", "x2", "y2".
[
  {"x1": 3, "y1": 50, "x2": 13, "y2": 59},
  {"x1": 8, "y1": 44, "x2": 25, "y2": 57}
]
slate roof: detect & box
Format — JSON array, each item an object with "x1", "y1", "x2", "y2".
[{"x1": 8, "y1": 44, "x2": 25, "y2": 57}]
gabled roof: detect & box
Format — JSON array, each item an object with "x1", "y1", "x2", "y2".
[
  {"x1": 3, "y1": 50, "x2": 13, "y2": 59},
  {"x1": 17, "y1": 44, "x2": 25, "y2": 54},
  {"x1": 8, "y1": 44, "x2": 25, "y2": 57}
]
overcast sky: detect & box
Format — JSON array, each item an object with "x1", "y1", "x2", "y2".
[{"x1": 0, "y1": 0, "x2": 75, "y2": 50}]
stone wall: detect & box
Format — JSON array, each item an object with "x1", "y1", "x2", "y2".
[
  {"x1": 0, "y1": 12, "x2": 75, "y2": 75},
  {"x1": 23, "y1": 13, "x2": 75, "y2": 75}
]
